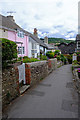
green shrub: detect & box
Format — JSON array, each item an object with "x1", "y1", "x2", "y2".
[
  {"x1": 54, "y1": 50, "x2": 60, "y2": 55},
  {"x1": 46, "y1": 51, "x2": 52, "y2": 57},
  {"x1": 49, "y1": 53, "x2": 54, "y2": 58},
  {"x1": 23, "y1": 58, "x2": 39, "y2": 63},
  {"x1": 17, "y1": 57, "x2": 22, "y2": 61},
  {"x1": 56, "y1": 55, "x2": 61, "y2": 60},
  {"x1": 66, "y1": 54, "x2": 72, "y2": 64},
  {"x1": 2, "y1": 38, "x2": 17, "y2": 68},
  {"x1": 23, "y1": 56, "x2": 29, "y2": 59},
  {"x1": 46, "y1": 51, "x2": 55, "y2": 58},
  {"x1": 60, "y1": 54, "x2": 67, "y2": 64},
  {"x1": 40, "y1": 55, "x2": 47, "y2": 60},
  {"x1": 72, "y1": 60, "x2": 78, "y2": 65}
]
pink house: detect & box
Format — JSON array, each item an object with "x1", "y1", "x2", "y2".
[
  {"x1": 0, "y1": 14, "x2": 29, "y2": 57},
  {"x1": 8, "y1": 30, "x2": 28, "y2": 57}
]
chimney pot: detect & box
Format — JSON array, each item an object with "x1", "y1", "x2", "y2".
[
  {"x1": 7, "y1": 15, "x2": 15, "y2": 22},
  {"x1": 33, "y1": 28, "x2": 38, "y2": 37}
]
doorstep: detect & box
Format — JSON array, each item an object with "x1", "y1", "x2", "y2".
[{"x1": 19, "y1": 85, "x2": 30, "y2": 95}]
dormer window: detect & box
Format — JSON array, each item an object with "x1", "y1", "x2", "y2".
[{"x1": 17, "y1": 30, "x2": 24, "y2": 38}]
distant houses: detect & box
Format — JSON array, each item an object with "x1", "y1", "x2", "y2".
[
  {"x1": 58, "y1": 42, "x2": 76, "y2": 54},
  {"x1": 0, "y1": 14, "x2": 48, "y2": 58}
]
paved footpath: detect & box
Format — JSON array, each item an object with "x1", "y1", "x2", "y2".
[{"x1": 6, "y1": 64, "x2": 78, "y2": 118}]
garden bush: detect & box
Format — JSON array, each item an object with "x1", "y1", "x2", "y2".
[
  {"x1": 56, "y1": 55, "x2": 61, "y2": 60},
  {"x1": 54, "y1": 50, "x2": 60, "y2": 55},
  {"x1": 2, "y1": 38, "x2": 17, "y2": 68},
  {"x1": 66, "y1": 54, "x2": 72, "y2": 64},
  {"x1": 40, "y1": 55, "x2": 47, "y2": 60},
  {"x1": 46, "y1": 51, "x2": 54, "y2": 58},
  {"x1": 60, "y1": 54, "x2": 67, "y2": 64},
  {"x1": 23, "y1": 58, "x2": 40, "y2": 63},
  {"x1": 23, "y1": 56, "x2": 29, "y2": 59},
  {"x1": 72, "y1": 60, "x2": 78, "y2": 65}
]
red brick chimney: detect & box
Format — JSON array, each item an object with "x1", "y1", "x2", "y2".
[
  {"x1": 44, "y1": 36, "x2": 48, "y2": 44},
  {"x1": 33, "y1": 28, "x2": 38, "y2": 37}
]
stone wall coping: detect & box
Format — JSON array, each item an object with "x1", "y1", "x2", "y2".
[
  {"x1": 26, "y1": 58, "x2": 57, "y2": 67},
  {"x1": 48, "y1": 58, "x2": 57, "y2": 61},
  {"x1": 26, "y1": 60, "x2": 47, "y2": 67}
]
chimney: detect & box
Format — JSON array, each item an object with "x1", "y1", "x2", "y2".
[
  {"x1": 7, "y1": 15, "x2": 15, "y2": 22},
  {"x1": 33, "y1": 28, "x2": 38, "y2": 37},
  {"x1": 44, "y1": 36, "x2": 48, "y2": 44}
]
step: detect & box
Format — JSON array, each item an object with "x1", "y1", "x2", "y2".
[{"x1": 20, "y1": 85, "x2": 30, "y2": 95}]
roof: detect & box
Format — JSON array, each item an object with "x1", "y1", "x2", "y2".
[
  {"x1": 76, "y1": 34, "x2": 80, "y2": 41},
  {"x1": 58, "y1": 42, "x2": 75, "y2": 47},
  {"x1": 58, "y1": 42, "x2": 67, "y2": 46},
  {"x1": 0, "y1": 14, "x2": 47, "y2": 48}
]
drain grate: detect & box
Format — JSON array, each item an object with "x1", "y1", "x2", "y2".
[
  {"x1": 61, "y1": 99, "x2": 78, "y2": 113},
  {"x1": 39, "y1": 83, "x2": 51, "y2": 87},
  {"x1": 27, "y1": 90, "x2": 45, "y2": 96},
  {"x1": 66, "y1": 82, "x2": 74, "y2": 88}
]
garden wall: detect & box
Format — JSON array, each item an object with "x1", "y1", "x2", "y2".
[
  {"x1": 72, "y1": 66, "x2": 80, "y2": 93},
  {"x1": 25, "y1": 58, "x2": 57, "y2": 86},
  {"x1": 2, "y1": 66, "x2": 20, "y2": 109},
  {"x1": 26, "y1": 61, "x2": 48, "y2": 86},
  {"x1": 48, "y1": 58, "x2": 57, "y2": 73}
]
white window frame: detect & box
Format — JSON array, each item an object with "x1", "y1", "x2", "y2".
[
  {"x1": 17, "y1": 30, "x2": 24, "y2": 38},
  {"x1": 18, "y1": 46, "x2": 25, "y2": 54}
]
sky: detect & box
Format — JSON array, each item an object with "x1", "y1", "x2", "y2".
[{"x1": 0, "y1": 0, "x2": 80, "y2": 40}]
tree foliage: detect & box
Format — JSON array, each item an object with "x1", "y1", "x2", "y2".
[{"x1": 48, "y1": 37, "x2": 75, "y2": 44}]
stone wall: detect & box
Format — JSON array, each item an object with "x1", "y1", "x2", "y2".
[
  {"x1": 48, "y1": 58, "x2": 57, "y2": 74},
  {"x1": 72, "y1": 66, "x2": 80, "y2": 93},
  {"x1": 26, "y1": 61, "x2": 48, "y2": 86},
  {"x1": 25, "y1": 58, "x2": 57, "y2": 86},
  {"x1": 2, "y1": 66, "x2": 20, "y2": 109}
]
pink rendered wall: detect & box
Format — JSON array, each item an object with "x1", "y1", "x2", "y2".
[{"x1": 8, "y1": 31, "x2": 28, "y2": 57}]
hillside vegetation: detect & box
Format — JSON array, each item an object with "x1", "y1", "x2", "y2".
[{"x1": 48, "y1": 38, "x2": 75, "y2": 44}]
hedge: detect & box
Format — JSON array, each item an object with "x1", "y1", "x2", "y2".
[{"x1": 2, "y1": 38, "x2": 17, "y2": 68}]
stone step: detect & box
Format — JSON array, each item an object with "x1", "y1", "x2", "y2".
[{"x1": 20, "y1": 85, "x2": 30, "y2": 95}]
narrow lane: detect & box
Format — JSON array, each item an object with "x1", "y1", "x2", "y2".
[{"x1": 7, "y1": 65, "x2": 78, "y2": 118}]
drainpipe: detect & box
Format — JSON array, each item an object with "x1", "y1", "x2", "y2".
[{"x1": 21, "y1": 43, "x2": 23, "y2": 64}]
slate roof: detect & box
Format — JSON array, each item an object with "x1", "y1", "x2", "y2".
[
  {"x1": 0, "y1": 14, "x2": 47, "y2": 48},
  {"x1": 76, "y1": 34, "x2": 80, "y2": 41}
]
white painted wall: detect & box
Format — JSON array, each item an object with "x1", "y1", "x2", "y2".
[
  {"x1": 28, "y1": 38, "x2": 32, "y2": 58},
  {"x1": 28, "y1": 37, "x2": 40, "y2": 58}
]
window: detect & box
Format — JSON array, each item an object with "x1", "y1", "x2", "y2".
[
  {"x1": 18, "y1": 47, "x2": 25, "y2": 54},
  {"x1": 32, "y1": 43, "x2": 37, "y2": 49},
  {"x1": 17, "y1": 30, "x2": 24, "y2": 38},
  {"x1": 32, "y1": 43, "x2": 34, "y2": 49}
]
